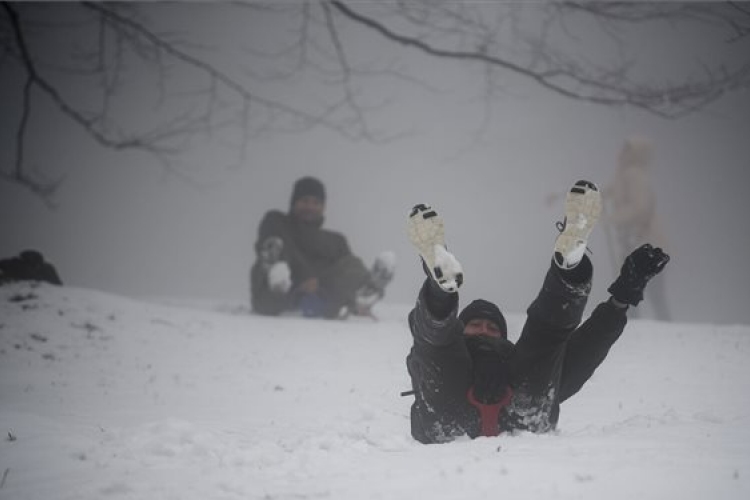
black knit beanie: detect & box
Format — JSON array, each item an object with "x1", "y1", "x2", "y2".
[
  {"x1": 291, "y1": 176, "x2": 326, "y2": 206},
  {"x1": 459, "y1": 299, "x2": 507, "y2": 338}
]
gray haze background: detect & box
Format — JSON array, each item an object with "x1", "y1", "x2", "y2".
[{"x1": 1, "y1": 3, "x2": 749, "y2": 325}]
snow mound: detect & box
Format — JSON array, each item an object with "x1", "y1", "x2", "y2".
[{"x1": 1, "y1": 283, "x2": 749, "y2": 499}]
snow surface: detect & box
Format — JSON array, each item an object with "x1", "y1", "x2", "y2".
[{"x1": 1, "y1": 282, "x2": 749, "y2": 500}]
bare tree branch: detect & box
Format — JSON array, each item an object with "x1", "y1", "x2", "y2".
[
  {"x1": 328, "y1": 0, "x2": 749, "y2": 119},
  {"x1": 3, "y1": 3, "x2": 64, "y2": 202},
  {"x1": 1, "y1": 1, "x2": 748, "y2": 205}
]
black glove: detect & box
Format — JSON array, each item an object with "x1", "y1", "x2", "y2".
[{"x1": 608, "y1": 244, "x2": 670, "y2": 306}]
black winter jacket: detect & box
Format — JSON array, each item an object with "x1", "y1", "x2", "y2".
[{"x1": 250, "y1": 210, "x2": 369, "y2": 317}]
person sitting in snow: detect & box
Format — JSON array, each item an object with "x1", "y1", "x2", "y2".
[
  {"x1": 250, "y1": 176, "x2": 395, "y2": 319},
  {"x1": 0, "y1": 249, "x2": 63, "y2": 286},
  {"x1": 404, "y1": 180, "x2": 669, "y2": 443}
]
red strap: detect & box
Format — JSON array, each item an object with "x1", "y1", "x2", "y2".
[{"x1": 467, "y1": 387, "x2": 513, "y2": 437}]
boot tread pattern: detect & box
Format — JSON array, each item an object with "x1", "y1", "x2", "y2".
[{"x1": 408, "y1": 204, "x2": 463, "y2": 292}]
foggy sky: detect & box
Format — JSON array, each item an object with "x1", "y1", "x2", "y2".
[{"x1": 1, "y1": 3, "x2": 749, "y2": 325}]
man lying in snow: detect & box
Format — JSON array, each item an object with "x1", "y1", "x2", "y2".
[{"x1": 404, "y1": 180, "x2": 669, "y2": 443}]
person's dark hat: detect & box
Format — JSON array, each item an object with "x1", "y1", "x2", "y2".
[
  {"x1": 291, "y1": 176, "x2": 326, "y2": 205},
  {"x1": 459, "y1": 299, "x2": 507, "y2": 338}
]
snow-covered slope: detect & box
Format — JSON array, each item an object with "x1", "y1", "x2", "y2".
[{"x1": 1, "y1": 283, "x2": 749, "y2": 499}]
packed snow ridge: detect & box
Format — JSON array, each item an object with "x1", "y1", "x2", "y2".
[{"x1": 1, "y1": 283, "x2": 749, "y2": 500}]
